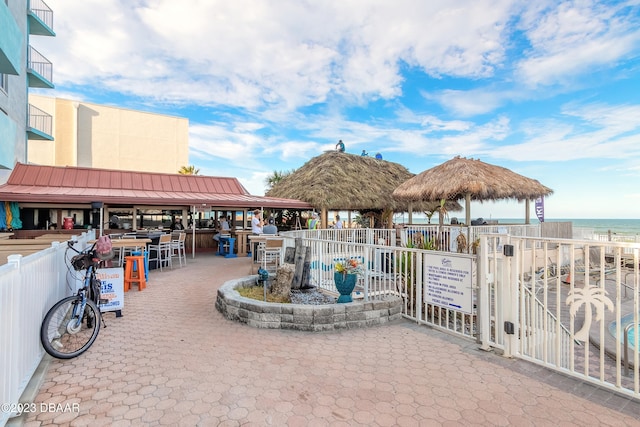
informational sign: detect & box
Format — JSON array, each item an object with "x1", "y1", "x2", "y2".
[
  {"x1": 97, "y1": 267, "x2": 124, "y2": 313},
  {"x1": 424, "y1": 254, "x2": 473, "y2": 314}
]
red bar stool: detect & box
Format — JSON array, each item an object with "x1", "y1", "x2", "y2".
[{"x1": 124, "y1": 255, "x2": 146, "y2": 291}]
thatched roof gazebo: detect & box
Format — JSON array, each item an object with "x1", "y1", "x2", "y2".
[
  {"x1": 392, "y1": 156, "x2": 553, "y2": 225},
  {"x1": 266, "y1": 151, "x2": 439, "y2": 228}
]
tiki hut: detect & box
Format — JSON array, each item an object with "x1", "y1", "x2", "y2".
[
  {"x1": 266, "y1": 151, "x2": 448, "y2": 228},
  {"x1": 392, "y1": 156, "x2": 553, "y2": 225}
]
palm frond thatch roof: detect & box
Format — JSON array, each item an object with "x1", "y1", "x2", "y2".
[
  {"x1": 393, "y1": 156, "x2": 553, "y2": 202},
  {"x1": 266, "y1": 151, "x2": 421, "y2": 211},
  {"x1": 392, "y1": 156, "x2": 553, "y2": 224}
]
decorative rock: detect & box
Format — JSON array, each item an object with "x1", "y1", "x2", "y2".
[{"x1": 271, "y1": 263, "x2": 295, "y2": 297}]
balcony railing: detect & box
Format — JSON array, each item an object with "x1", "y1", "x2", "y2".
[
  {"x1": 28, "y1": 0, "x2": 55, "y2": 36},
  {"x1": 27, "y1": 45, "x2": 53, "y2": 88},
  {"x1": 27, "y1": 103, "x2": 53, "y2": 140}
]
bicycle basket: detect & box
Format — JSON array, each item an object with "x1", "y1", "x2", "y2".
[{"x1": 71, "y1": 254, "x2": 93, "y2": 271}]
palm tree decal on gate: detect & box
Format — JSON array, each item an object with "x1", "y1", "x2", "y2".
[{"x1": 566, "y1": 285, "x2": 613, "y2": 341}]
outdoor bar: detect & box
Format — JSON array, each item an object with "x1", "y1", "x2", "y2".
[{"x1": 0, "y1": 163, "x2": 312, "y2": 256}]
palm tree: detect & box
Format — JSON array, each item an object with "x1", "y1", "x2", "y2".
[
  {"x1": 566, "y1": 285, "x2": 614, "y2": 341},
  {"x1": 265, "y1": 169, "x2": 294, "y2": 191},
  {"x1": 436, "y1": 199, "x2": 449, "y2": 228},
  {"x1": 178, "y1": 165, "x2": 200, "y2": 175},
  {"x1": 424, "y1": 210, "x2": 436, "y2": 224}
]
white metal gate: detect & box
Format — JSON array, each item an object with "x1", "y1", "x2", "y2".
[{"x1": 478, "y1": 234, "x2": 640, "y2": 400}]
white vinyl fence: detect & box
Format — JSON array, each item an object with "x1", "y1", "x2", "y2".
[
  {"x1": 399, "y1": 224, "x2": 542, "y2": 253},
  {"x1": 287, "y1": 227, "x2": 640, "y2": 400},
  {"x1": 0, "y1": 231, "x2": 94, "y2": 425},
  {"x1": 281, "y1": 229, "x2": 478, "y2": 339},
  {"x1": 478, "y1": 234, "x2": 640, "y2": 400}
]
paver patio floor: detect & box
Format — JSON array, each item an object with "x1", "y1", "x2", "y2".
[{"x1": 13, "y1": 253, "x2": 640, "y2": 426}]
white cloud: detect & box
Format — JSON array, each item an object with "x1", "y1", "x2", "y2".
[
  {"x1": 41, "y1": 0, "x2": 518, "y2": 113},
  {"x1": 426, "y1": 88, "x2": 512, "y2": 116},
  {"x1": 489, "y1": 102, "x2": 640, "y2": 161},
  {"x1": 516, "y1": 1, "x2": 640, "y2": 87},
  {"x1": 33, "y1": 1, "x2": 640, "y2": 217}
]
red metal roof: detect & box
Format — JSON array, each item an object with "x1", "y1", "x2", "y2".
[{"x1": 0, "y1": 163, "x2": 312, "y2": 209}]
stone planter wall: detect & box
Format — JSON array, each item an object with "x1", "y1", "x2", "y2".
[{"x1": 215, "y1": 277, "x2": 403, "y2": 331}]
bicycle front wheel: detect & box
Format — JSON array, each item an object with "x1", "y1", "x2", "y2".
[{"x1": 40, "y1": 296, "x2": 101, "y2": 359}]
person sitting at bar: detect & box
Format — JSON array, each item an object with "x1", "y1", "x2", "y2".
[
  {"x1": 170, "y1": 218, "x2": 185, "y2": 231},
  {"x1": 213, "y1": 215, "x2": 231, "y2": 248},
  {"x1": 263, "y1": 218, "x2": 278, "y2": 234}
]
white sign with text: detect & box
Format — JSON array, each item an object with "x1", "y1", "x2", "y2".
[
  {"x1": 97, "y1": 267, "x2": 124, "y2": 313},
  {"x1": 424, "y1": 254, "x2": 473, "y2": 314}
]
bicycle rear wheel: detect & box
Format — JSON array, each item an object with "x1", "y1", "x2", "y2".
[{"x1": 40, "y1": 296, "x2": 101, "y2": 359}]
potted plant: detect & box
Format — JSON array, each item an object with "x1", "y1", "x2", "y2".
[{"x1": 334, "y1": 257, "x2": 363, "y2": 303}]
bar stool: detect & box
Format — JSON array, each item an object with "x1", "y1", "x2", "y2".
[
  {"x1": 131, "y1": 250, "x2": 149, "y2": 282},
  {"x1": 148, "y1": 234, "x2": 172, "y2": 271},
  {"x1": 170, "y1": 232, "x2": 187, "y2": 267},
  {"x1": 124, "y1": 255, "x2": 146, "y2": 291},
  {"x1": 218, "y1": 235, "x2": 237, "y2": 258},
  {"x1": 218, "y1": 233, "x2": 231, "y2": 256}
]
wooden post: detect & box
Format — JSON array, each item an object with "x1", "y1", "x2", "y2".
[
  {"x1": 321, "y1": 207, "x2": 327, "y2": 229},
  {"x1": 291, "y1": 238, "x2": 306, "y2": 290},
  {"x1": 284, "y1": 247, "x2": 296, "y2": 264},
  {"x1": 300, "y1": 249, "x2": 312, "y2": 289}
]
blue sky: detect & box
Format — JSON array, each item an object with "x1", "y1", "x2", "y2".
[{"x1": 32, "y1": 0, "x2": 640, "y2": 219}]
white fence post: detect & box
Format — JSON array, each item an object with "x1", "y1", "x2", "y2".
[{"x1": 478, "y1": 236, "x2": 491, "y2": 350}]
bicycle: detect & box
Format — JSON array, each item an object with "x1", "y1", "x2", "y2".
[{"x1": 40, "y1": 240, "x2": 109, "y2": 359}]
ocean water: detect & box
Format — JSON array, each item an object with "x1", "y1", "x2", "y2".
[
  {"x1": 402, "y1": 217, "x2": 640, "y2": 236},
  {"x1": 500, "y1": 218, "x2": 640, "y2": 236}
]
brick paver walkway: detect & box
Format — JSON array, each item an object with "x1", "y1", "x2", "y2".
[{"x1": 15, "y1": 253, "x2": 640, "y2": 426}]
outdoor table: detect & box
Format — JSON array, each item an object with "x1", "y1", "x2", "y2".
[
  {"x1": 233, "y1": 229, "x2": 252, "y2": 257},
  {"x1": 91, "y1": 238, "x2": 151, "y2": 248},
  {"x1": 247, "y1": 235, "x2": 284, "y2": 266},
  {"x1": 90, "y1": 238, "x2": 152, "y2": 268},
  {"x1": 135, "y1": 233, "x2": 164, "y2": 270}
]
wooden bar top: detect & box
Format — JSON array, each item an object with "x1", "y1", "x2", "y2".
[
  {"x1": 0, "y1": 239, "x2": 63, "y2": 245},
  {"x1": 89, "y1": 238, "x2": 151, "y2": 247},
  {"x1": 34, "y1": 233, "x2": 79, "y2": 240}
]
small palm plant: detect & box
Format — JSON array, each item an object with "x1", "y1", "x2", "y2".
[{"x1": 178, "y1": 165, "x2": 200, "y2": 175}]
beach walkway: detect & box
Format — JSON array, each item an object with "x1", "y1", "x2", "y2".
[{"x1": 13, "y1": 253, "x2": 640, "y2": 426}]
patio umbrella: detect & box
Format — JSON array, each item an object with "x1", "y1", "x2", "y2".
[{"x1": 392, "y1": 156, "x2": 553, "y2": 225}]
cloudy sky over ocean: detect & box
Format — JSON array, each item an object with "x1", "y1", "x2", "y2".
[{"x1": 32, "y1": 0, "x2": 640, "y2": 219}]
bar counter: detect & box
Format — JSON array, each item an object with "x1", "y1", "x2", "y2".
[{"x1": 183, "y1": 229, "x2": 216, "y2": 251}]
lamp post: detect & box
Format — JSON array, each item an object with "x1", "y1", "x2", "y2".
[{"x1": 91, "y1": 202, "x2": 104, "y2": 236}]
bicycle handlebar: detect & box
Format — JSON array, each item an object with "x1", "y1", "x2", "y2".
[{"x1": 67, "y1": 240, "x2": 97, "y2": 254}]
